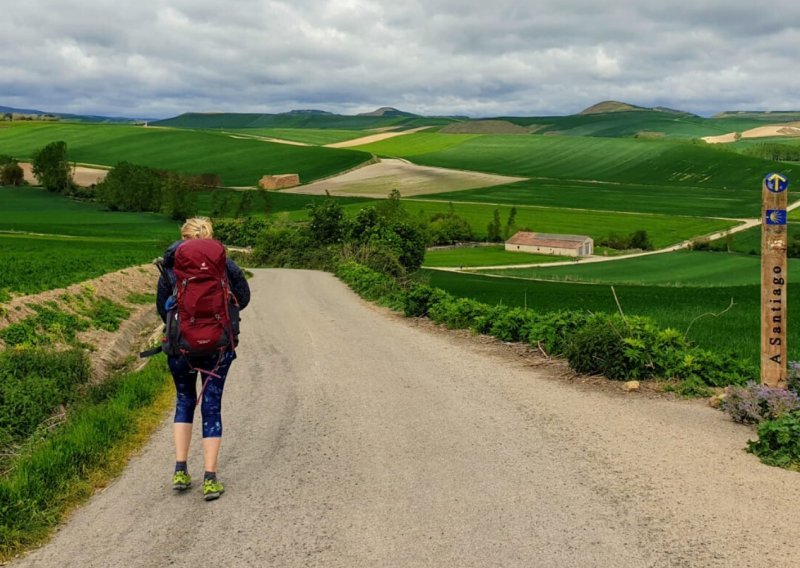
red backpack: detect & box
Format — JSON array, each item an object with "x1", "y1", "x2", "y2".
[{"x1": 163, "y1": 239, "x2": 239, "y2": 357}]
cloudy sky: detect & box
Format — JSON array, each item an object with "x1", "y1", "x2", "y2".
[{"x1": 2, "y1": 0, "x2": 799, "y2": 118}]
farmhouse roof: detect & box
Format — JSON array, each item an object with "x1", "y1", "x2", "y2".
[{"x1": 506, "y1": 231, "x2": 591, "y2": 249}]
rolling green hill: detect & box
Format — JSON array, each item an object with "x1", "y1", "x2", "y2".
[
  {"x1": 415, "y1": 179, "x2": 763, "y2": 217},
  {"x1": 356, "y1": 132, "x2": 797, "y2": 191},
  {"x1": 0, "y1": 122, "x2": 371, "y2": 186},
  {"x1": 494, "y1": 111, "x2": 774, "y2": 139},
  {"x1": 152, "y1": 112, "x2": 455, "y2": 130}
]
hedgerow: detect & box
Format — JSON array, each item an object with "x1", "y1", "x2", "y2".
[{"x1": 340, "y1": 264, "x2": 758, "y2": 387}]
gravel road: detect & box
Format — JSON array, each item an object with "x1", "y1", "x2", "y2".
[{"x1": 14, "y1": 269, "x2": 800, "y2": 567}]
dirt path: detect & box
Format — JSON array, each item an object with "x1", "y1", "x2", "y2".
[
  {"x1": 13, "y1": 269, "x2": 800, "y2": 567},
  {"x1": 702, "y1": 122, "x2": 800, "y2": 143},
  {"x1": 19, "y1": 163, "x2": 108, "y2": 187},
  {"x1": 324, "y1": 126, "x2": 432, "y2": 148}
]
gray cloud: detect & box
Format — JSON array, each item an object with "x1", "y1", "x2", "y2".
[{"x1": 1, "y1": 0, "x2": 798, "y2": 118}]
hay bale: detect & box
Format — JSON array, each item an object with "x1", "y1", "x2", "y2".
[{"x1": 258, "y1": 174, "x2": 300, "y2": 190}]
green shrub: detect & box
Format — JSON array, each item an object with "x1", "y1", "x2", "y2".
[
  {"x1": 403, "y1": 283, "x2": 449, "y2": 318},
  {"x1": 213, "y1": 217, "x2": 270, "y2": 247},
  {"x1": 472, "y1": 304, "x2": 510, "y2": 335},
  {"x1": 747, "y1": 411, "x2": 800, "y2": 469},
  {"x1": 526, "y1": 310, "x2": 591, "y2": 356},
  {"x1": 566, "y1": 314, "x2": 645, "y2": 380},
  {"x1": 428, "y1": 296, "x2": 493, "y2": 330},
  {"x1": 487, "y1": 307, "x2": 534, "y2": 342},
  {"x1": 335, "y1": 262, "x2": 403, "y2": 307}
]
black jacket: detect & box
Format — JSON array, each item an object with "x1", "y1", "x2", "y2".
[{"x1": 156, "y1": 240, "x2": 251, "y2": 323}]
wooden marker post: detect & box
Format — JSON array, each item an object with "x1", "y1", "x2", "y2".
[{"x1": 761, "y1": 172, "x2": 790, "y2": 387}]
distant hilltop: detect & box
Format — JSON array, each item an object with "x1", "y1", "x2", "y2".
[
  {"x1": 579, "y1": 100, "x2": 697, "y2": 117},
  {"x1": 0, "y1": 104, "x2": 145, "y2": 123},
  {"x1": 356, "y1": 107, "x2": 419, "y2": 118},
  {"x1": 282, "y1": 109, "x2": 335, "y2": 116}
]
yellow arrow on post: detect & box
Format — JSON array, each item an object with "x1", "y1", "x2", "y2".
[{"x1": 767, "y1": 173, "x2": 788, "y2": 192}]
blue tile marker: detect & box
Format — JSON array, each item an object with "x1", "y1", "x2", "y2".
[{"x1": 761, "y1": 173, "x2": 789, "y2": 387}]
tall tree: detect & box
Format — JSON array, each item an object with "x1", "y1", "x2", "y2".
[{"x1": 32, "y1": 141, "x2": 71, "y2": 193}]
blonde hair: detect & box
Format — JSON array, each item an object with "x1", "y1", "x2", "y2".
[{"x1": 181, "y1": 217, "x2": 214, "y2": 240}]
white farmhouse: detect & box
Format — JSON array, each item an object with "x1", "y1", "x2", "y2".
[{"x1": 505, "y1": 231, "x2": 593, "y2": 257}]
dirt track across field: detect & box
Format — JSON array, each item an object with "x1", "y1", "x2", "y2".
[
  {"x1": 324, "y1": 126, "x2": 431, "y2": 148},
  {"x1": 702, "y1": 122, "x2": 800, "y2": 143},
  {"x1": 19, "y1": 163, "x2": 108, "y2": 187},
  {"x1": 284, "y1": 158, "x2": 525, "y2": 198},
  {"x1": 14, "y1": 269, "x2": 800, "y2": 567}
]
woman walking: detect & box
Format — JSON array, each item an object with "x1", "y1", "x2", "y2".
[{"x1": 156, "y1": 217, "x2": 250, "y2": 500}]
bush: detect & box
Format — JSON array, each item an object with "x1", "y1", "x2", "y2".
[
  {"x1": 213, "y1": 217, "x2": 269, "y2": 247},
  {"x1": 428, "y1": 296, "x2": 493, "y2": 330},
  {"x1": 566, "y1": 314, "x2": 644, "y2": 380},
  {"x1": 403, "y1": 283, "x2": 449, "y2": 317},
  {"x1": 747, "y1": 411, "x2": 800, "y2": 468},
  {"x1": 526, "y1": 310, "x2": 591, "y2": 356},
  {"x1": 487, "y1": 307, "x2": 534, "y2": 342},
  {"x1": 722, "y1": 382, "x2": 800, "y2": 424},
  {"x1": 96, "y1": 162, "x2": 163, "y2": 212},
  {"x1": 427, "y1": 213, "x2": 473, "y2": 245},
  {"x1": 598, "y1": 229, "x2": 653, "y2": 251},
  {"x1": 0, "y1": 161, "x2": 24, "y2": 186},
  {"x1": 307, "y1": 198, "x2": 347, "y2": 245},
  {"x1": 335, "y1": 262, "x2": 403, "y2": 308},
  {"x1": 341, "y1": 242, "x2": 407, "y2": 278}
]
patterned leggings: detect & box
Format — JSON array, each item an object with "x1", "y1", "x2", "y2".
[{"x1": 168, "y1": 351, "x2": 235, "y2": 438}]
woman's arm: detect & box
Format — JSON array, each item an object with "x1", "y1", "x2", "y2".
[{"x1": 226, "y1": 259, "x2": 251, "y2": 310}]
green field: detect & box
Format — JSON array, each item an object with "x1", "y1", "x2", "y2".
[
  {"x1": 495, "y1": 110, "x2": 776, "y2": 139},
  {"x1": 0, "y1": 122, "x2": 371, "y2": 186},
  {"x1": 479, "y1": 250, "x2": 799, "y2": 287},
  {"x1": 422, "y1": 269, "x2": 795, "y2": 364},
  {"x1": 0, "y1": 233, "x2": 167, "y2": 295},
  {"x1": 152, "y1": 112, "x2": 456, "y2": 130},
  {"x1": 0, "y1": 187, "x2": 176, "y2": 294},
  {"x1": 423, "y1": 246, "x2": 561, "y2": 268},
  {"x1": 225, "y1": 128, "x2": 371, "y2": 145},
  {"x1": 385, "y1": 200, "x2": 737, "y2": 247},
  {"x1": 352, "y1": 132, "x2": 797, "y2": 192},
  {"x1": 351, "y1": 132, "x2": 481, "y2": 157},
  {"x1": 416, "y1": 178, "x2": 767, "y2": 218}
]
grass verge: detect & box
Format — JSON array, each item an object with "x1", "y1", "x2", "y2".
[{"x1": 0, "y1": 357, "x2": 173, "y2": 561}]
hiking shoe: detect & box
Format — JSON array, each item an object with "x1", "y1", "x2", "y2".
[
  {"x1": 203, "y1": 478, "x2": 224, "y2": 501},
  {"x1": 172, "y1": 470, "x2": 192, "y2": 490}
]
